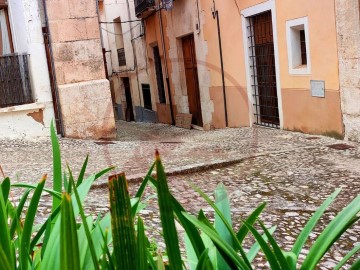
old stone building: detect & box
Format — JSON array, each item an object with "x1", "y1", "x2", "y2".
[
  {"x1": 133, "y1": 0, "x2": 344, "y2": 135},
  {"x1": 0, "y1": 0, "x2": 116, "y2": 139},
  {"x1": 335, "y1": 0, "x2": 360, "y2": 142}
]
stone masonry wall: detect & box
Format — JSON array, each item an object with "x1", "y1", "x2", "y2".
[
  {"x1": 45, "y1": 0, "x2": 116, "y2": 139},
  {"x1": 335, "y1": 0, "x2": 360, "y2": 141}
]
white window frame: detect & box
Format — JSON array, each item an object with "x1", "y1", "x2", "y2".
[{"x1": 286, "y1": 17, "x2": 311, "y2": 75}]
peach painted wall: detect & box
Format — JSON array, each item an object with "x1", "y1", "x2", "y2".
[
  {"x1": 276, "y1": 0, "x2": 343, "y2": 135},
  {"x1": 201, "y1": 0, "x2": 343, "y2": 134}
]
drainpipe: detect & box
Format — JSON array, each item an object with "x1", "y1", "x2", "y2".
[
  {"x1": 158, "y1": 5, "x2": 175, "y2": 125},
  {"x1": 96, "y1": 0, "x2": 109, "y2": 81},
  {"x1": 212, "y1": 0, "x2": 228, "y2": 127},
  {"x1": 42, "y1": 0, "x2": 65, "y2": 136}
]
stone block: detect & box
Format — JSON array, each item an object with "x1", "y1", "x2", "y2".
[
  {"x1": 68, "y1": 0, "x2": 97, "y2": 18},
  {"x1": 341, "y1": 87, "x2": 360, "y2": 115},
  {"x1": 53, "y1": 43, "x2": 74, "y2": 62},
  {"x1": 86, "y1": 18, "x2": 100, "y2": 39},
  {"x1": 83, "y1": 117, "x2": 116, "y2": 139},
  {"x1": 58, "y1": 59, "x2": 105, "y2": 84},
  {"x1": 343, "y1": 114, "x2": 360, "y2": 141},
  {"x1": 79, "y1": 79, "x2": 111, "y2": 101},
  {"x1": 58, "y1": 83, "x2": 80, "y2": 105},
  {"x1": 46, "y1": 0, "x2": 70, "y2": 20},
  {"x1": 49, "y1": 19, "x2": 87, "y2": 43},
  {"x1": 72, "y1": 39, "x2": 103, "y2": 61}
]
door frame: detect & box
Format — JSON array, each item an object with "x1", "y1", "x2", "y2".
[{"x1": 241, "y1": 0, "x2": 283, "y2": 129}]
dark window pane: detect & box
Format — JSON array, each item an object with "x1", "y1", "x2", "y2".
[
  {"x1": 300, "y1": 30, "x2": 307, "y2": 65},
  {"x1": 153, "y1": 46, "x2": 166, "y2": 103},
  {"x1": 117, "y1": 48, "x2": 126, "y2": 66},
  {"x1": 142, "y1": 84, "x2": 152, "y2": 110}
]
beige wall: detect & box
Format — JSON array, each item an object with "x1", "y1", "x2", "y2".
[
  {"x1": 46, "y1": 0, "x2": 116, "y2": 139},
  {"x1": 336, "y1": 0, "x2": 360, "y2": 141}
]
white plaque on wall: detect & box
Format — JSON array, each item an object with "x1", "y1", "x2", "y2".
[{"x1": 310, "y1": 80, "x2": 325, "y2": 98}]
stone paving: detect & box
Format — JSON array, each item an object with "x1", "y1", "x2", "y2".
[{"x1": 1, "y1": 121, "x2": 360, "y2": 269}]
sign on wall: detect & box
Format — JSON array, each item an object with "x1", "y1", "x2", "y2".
[{"x1": 310, "y1": 80, "x2": 325, "y2": 98}]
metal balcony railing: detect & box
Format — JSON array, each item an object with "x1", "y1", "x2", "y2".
[
  {"x1": 134, "y1": 0, "x2": 155, "y2": 17},
  {"x1": 0, "y1": 53, "x2": 33, "y2": 108}
]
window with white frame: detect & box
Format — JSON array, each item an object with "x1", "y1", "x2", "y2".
[
  {"x1": 0, "y1": 6, "x2": 13, "y2": 55},
  {"x1": 286, "y1": 17, "x2": 311, "y2": 75}
]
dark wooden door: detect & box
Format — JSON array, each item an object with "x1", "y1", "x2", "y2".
[
  {"x1": 250, "y1": 11, "x2": 279, "y2": 127},
  {"x1": 182, "y1": 35, "x2": 203, "y2": 126},
  {"x1": 123, "y1": 77, "x2": 134, "y2": 121}
]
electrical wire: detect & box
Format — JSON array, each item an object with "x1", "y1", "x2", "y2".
[
  {"x1": 100, "y1": 23, "x2": 141, "y2": 36},
  {"x1": 100, "y1": 19, "x2": 141, "y2": 24}
]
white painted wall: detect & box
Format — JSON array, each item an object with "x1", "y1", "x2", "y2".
[
  {"x1": 0, "y1": 0, "x2": 55, "y2": 139},
  {"x1": 100, "y1": 0, "x2": 151, "y2": 109}
]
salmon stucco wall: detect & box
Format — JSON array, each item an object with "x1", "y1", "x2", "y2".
[
  {"x1": 276, "y1": 0, "x2": 343, "y2": 136},
  {"x1": 202, "y1": 0, "x2": 343, "y2": 134}
]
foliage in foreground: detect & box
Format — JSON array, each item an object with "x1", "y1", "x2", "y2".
[{"x1": 0, "y1": 123, "x2": 359, "y2": 269}]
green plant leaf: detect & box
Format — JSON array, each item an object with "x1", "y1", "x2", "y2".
[
  {"x1": 292, "y1": 188, "x2": 341, "y2": 257},
  {"x1": 19, "y1": 175, "x2": 46, "y2": 270},
  {"x1": 70, "y1": 168, "x2": 99, "y2": 270},
  {"x1": 41, "y1": 174, "x2": 97, "y2": 270},
  {"x1": 1, "y1": 177, "x2": 10, "y2": 203},
  {"x1": 349, "y1": 257, "x2": 360, "y2": 270},
  {"x1": 10, "y1": 188, "x2": 31, "y2": 239},
  {"x1": 155, "y1": 153, "x2": 183, "y2": 270},
  {"x1": 76, "y1": 155, "x2": 89, "y2": 187},
  {"x1": 150, "y1": 176, "x2": 206, "y2": 261},
  {"x1": 242, "y1": 220, "x2": 281, "y2": 270},
  {"x1": 259, "y1": 221, "x2": 290, "y2": 270},
  {"x1": 30, "y1": 205, "x2": 60, "y2": 252},
  {"x1": 60, "y1": 193, "x2": 81, "y2": 270},
  {"x1": 215, "y1": 183, "x2": 233, "y2": 270},
  {"x1": 190, "y1": 182, "x2": 252, "y2": 269},
  {"x1": 132, "y1": 162, "x2": 155, "y2": 218},
  {"x1": 0, "y1": 183, "x2": 13, "y2": 270},
  {"x1": 51, "y1": 120, "x2": 62, "y2": 211},
  {"x1": 12, "y1": 184, "x2": 62, "y2": 199},
  {"x1": 334, "y1": 244, "x2": 360, "y2": 270},
  {"x1": 237, "y1": 202, "x2": 266, "y2": 243},
  {"x1": 196, "y1": 248, "x2": 214, "y2": 270},
  {"x1": 108, "y1": 173, "x2": 137, "y2": 269},
  {"x1": 183, "y1": 212, "x2": 251, "y2": 270},
  {"x1": 247, "y1": 226, "x2": 276, "y2": 263},
  {"x1": 301, "y1": 194, "x2": 360, "y2": 270},
  {"x1": 137, "y1": 216, "x2": 148, "y2": 270}
]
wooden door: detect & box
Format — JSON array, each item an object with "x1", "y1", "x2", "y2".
[
  {"x1": 123, "y1": 77, "x2": 134, "y2": 121},
  {"x1": 182, "y1": 35, "x2": 203, "y2": 126},
  {"x1": 249, "y1": 11, "x2": 279, "y2": 127}
]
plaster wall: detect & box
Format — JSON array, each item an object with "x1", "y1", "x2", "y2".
[
  {"x1": 201, "y1": 0, "x2": 343, "y2": 134},
  {"x1": 335, "y1": 0, "x2": 360, "y2": 141},
  {"x1": 0, "y1": 0, "x2": 55, "y2": 139},
  {"x1": 46, "y1": 0, "x2": 116, "y2": 139},
  {"x1": 100, "y1": 0, "x2": 151, "y2": 121},
  {"x1": 144, "y1": 0, "x2": 212, "y2": 127}
]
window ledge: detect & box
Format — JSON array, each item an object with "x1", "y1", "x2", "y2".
[{"x1": 0, "y1": 103, "x2": 46, "y2": 114}]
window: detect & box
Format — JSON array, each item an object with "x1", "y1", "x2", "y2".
[
  {"x1": 142, "y1": 84, "x2": 152, "y2": 110},
  {"x1": 0, "y1": 7, "x2": 13, "y2": 55},
  {"x1": 153, "y1": 46, "x2": 166, "y2": 103},
  {"x1": 286, "y1": 17, "x2": 311, "y2": 75},
  {"x1": 113, "y1": 17, "x2": 126, "y2": 67}
]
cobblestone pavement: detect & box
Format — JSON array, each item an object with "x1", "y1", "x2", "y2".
[{"x1": 1, "y1": 121, "x2": 360, "y2": 269}]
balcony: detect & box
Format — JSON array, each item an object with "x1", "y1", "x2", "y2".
[
  {"x1": 0, "y1": 53, "x2": 33, "y2": 108},
  {"x1": 134, "y1": 0, "x2": 155, "y2": 18}
]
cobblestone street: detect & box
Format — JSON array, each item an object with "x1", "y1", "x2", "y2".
[{"x1": 1, "y1": 121, "x2": 360, "y2": 269}]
